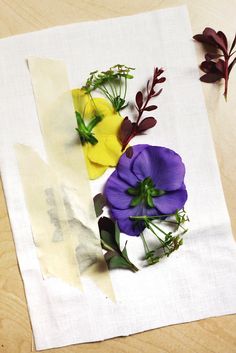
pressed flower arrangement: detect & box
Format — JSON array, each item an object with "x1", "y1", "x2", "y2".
[{"x1": 72, "y1": 64, "x2": 189, "y2": 271}]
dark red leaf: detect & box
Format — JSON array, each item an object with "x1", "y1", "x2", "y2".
[
  {"x1": 155, "y1": 68, "x2": 164, "y2": 76},
  {"x1": 200, "y1": 60, "x2": 223, "y2": 75},
  {"x1": 229, "y1": 57, "x2": 236, "y2": 74},
  {"x1": 200, "y1": 60, "x2": 215, "y2": 73},
  {"x1": 203, "y1": 27, "x2": 217, "y2": 37},
  {"x1": 229, "y1": 33, "x2": 236, "y2": 54},
  {"x1": 119, "y1": 117, "x2": 133, "y2": 144},
  {"x1": 138, "y1": 117, "x2": 157, "y2": 132},
  {"x1": 135, "y1": 91, "x2": 143, "y2": 109},
  {"x1": 194, "y1": 28, "x2": 227, "y2": 53},
  {"x1": 200, "y1": 73, "x2": 222, "y2": 83},
  {"x1": 153, "y1": 88, "x2": 163, "y2": 97},
  {"x1": 144, "y1": 105, "x2": 157, "y2": 111},
  {"x1": 205, "y1": 53, "x2": 222, "y2": 61},
  {"x1": 204, "y1": 27, "x2": 227, "y2": 53},
  {"x1": 157, "y1": 77, "x2": 166, "y2": 83},
  {"x1": 193, "y1": 34, "x2": 205, "y2": 42},
  {"x1": 193, "y1": 34, "x2": 216, "y2": 46},
  {"x1": 215, "y1": 59, "x2": 225, "y2": 73},
  {"x1": 125, "y1": 146, "x2": 133, "y2": 158},
  {"x1": 217, "y1": 31, "x2": 228, "y2": 50}
]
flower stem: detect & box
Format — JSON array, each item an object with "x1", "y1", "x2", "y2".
[{"x1": 224, "y1": 56, "x2": 229, "y2": 101}]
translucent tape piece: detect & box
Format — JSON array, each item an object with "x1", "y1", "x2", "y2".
[
  {"x1": 15, "y1": 144, "x2": 82, "y2": 288},
  {"x1": 21, "y1": 57, "x2": 114, "y2": 299}
]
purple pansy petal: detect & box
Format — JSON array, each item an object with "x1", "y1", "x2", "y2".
[
  {"x1": 132, "y1": 146, "x2": 185, "y2": 191},
  {"x1": 104, "y1": 170, "x2": 133, "y2": 210},
  {"x1": 117, "y1": 144, "x2": 148, "y2": 186},
  {"x1": 111, "y1": 204, "x2": 159, "y2": 236},
  {"x1": 154, "y1": 186, "x2": 188, "y2": 214},
  {"x1": 111, "y1": 204, "x2": 144, "y2": 236},
  {"x1": 117, "y1": 217, "x2": 144, "y2": 236}
]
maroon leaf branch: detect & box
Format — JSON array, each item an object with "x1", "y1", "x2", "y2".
[
  {"x1": 193, "y1": 27, "x2": 236, "y2": 100},
  {"x1": 119, "y1": 68, "x2": 166, "y2": 151}
]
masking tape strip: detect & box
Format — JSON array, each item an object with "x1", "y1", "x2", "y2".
[
  {"x1": 15, "y1": 144, "x2": 82, "y2": 288},
  {"x1": 26, "y1": 57, "x2": 114, "y2": 300}
]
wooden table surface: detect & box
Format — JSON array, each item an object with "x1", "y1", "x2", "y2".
[{"x1": 0, "y1": 1, "x2": 236, "y2": 352}]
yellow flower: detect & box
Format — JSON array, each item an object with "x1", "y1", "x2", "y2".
[{"x1": 72, "y1": 89, "x2": 124, "y2": 179}]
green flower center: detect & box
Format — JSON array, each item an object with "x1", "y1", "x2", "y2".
[{"x1": 127, "y1": 177, "x2": 166, "y2": 208}]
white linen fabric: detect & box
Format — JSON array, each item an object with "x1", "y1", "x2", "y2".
[{"x1": 0, "y1": 6, "x2": 235, "y2": 350}]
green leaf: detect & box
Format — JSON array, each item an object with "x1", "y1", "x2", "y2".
[
  {"x1": 127, "y1": 187, "x2": 139, "y2": 196},
  {"x1": 99, "y1": 217, "x2": 138, "y2": 272},
  {"x1": 147, "y1": 193, "x2": 154, "y2": 208},
  {"x1": 99, "y1": 217, "x2": 120, "y2": 252},
  {"x1": 100, "y1": 230, "x2": 119, "y2": 252},
  {"x1": 121, "y1": 241, "x2": 130, "y2": 261},
  {"x1": 87, "y1": 115, "x2": 102, "y2": 132},
  {"x1": 93, "y1": 193, "x2": 106, "y2": 217},
  {"x1": 114, "y1": 222, "x2": 120, "y2": 247},
  {"x1": 150, "y1": 189, "x2": 159, "y2": 197},
  {"x1": 107, "y1": 254, "x2": 138, "y2": 272},
  {"x1": 75, "y1": 111, "x2": 86, "y2": 128}
]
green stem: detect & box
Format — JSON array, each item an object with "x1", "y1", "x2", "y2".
[
  {"x1": 141, "y1": 232, "x2": 150, "y2": 254},
  {"x1": 107, "y1": 80, "x2": 116, "y2": 98},
  {"x1": 141, "y1": 233, "x2": 156, "y2": 265},
  {"x1": 111, "y1": 79, "x2": 118, "y2": 97},
  {"x1": 88, "y1": 93, "x2": 99, "y2": 116},
  {"x1": 130, "y1": 213, "x2": 175, "y2": 221},
  {"x1": 123, "y1": 76, "x2": 127, "y2": 101},
  {"x1": 147, "y1": 222, "x2": 166, "y2": 246},
  {"x1": 99, "y1": 86, "x2": 113, "y2": 100},
  {"x1": 150, "y1": 221, "x2": 169, "y2": 238},
  {"x1": 119, "y1": 75, "x2": 122, "y2": 98}
]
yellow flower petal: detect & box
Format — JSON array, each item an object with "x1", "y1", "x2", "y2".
[
  {"x1": 92, "y1": 98, "x2": 114, "y2": 117},
  {"x1": 82, "y1": 144, "x2": 107, "y2": 179},
  {"x1": 72, "y1": 88, "x2": 114, "y2": 119},
  {"x1": 93, "y1": 113, "x2": 123, "y2": 135},
  {"x1": 72, "y1": 89, "x2": 90, "y2": 116},
  {"x1": 87, "y1": 135, "x2": 122, "y2": 166}
]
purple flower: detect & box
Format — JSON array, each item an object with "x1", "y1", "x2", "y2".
[{"x1": 104, "y1": 145, "x2": 188, "y2": 236}]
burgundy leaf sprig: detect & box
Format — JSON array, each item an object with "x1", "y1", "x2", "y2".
[
  {"x1": 193, "y1": 27, "x2": 236, "y2": 100},
  {"x1": 119, "y1": 68, "x2": 166, "y2": 151}
]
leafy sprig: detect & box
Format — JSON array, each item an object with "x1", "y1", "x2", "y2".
[
  {"x1": 119, "y1": 67, "x2": 166, "y2": 151},
  {"x1": 193, "y1": 27, "x2": 236, "y2": 100},
  {"x1": 93, "y1": 194, "x2": 138, "y2": 272},
  {"x1": 83, "y1": 64, "x2": 135, "y2": 112},
  {"x1": 130, "y1": 209, "x2": 189, "y2": 265},
  {"x1": 98, "y1": 217, "x2": 138, "y2": 272}
]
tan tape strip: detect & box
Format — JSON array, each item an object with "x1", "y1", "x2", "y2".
[
  {"x1": 15, "y1": 144, "x2": 82, "y2": 288},
  {"x1": 25, "y1": 57, "x2": 114, "y2": 299}
]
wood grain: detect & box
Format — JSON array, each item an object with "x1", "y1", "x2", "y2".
[{"x1": 0, "y1": 1, "x2": 236, "y2": 352}]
